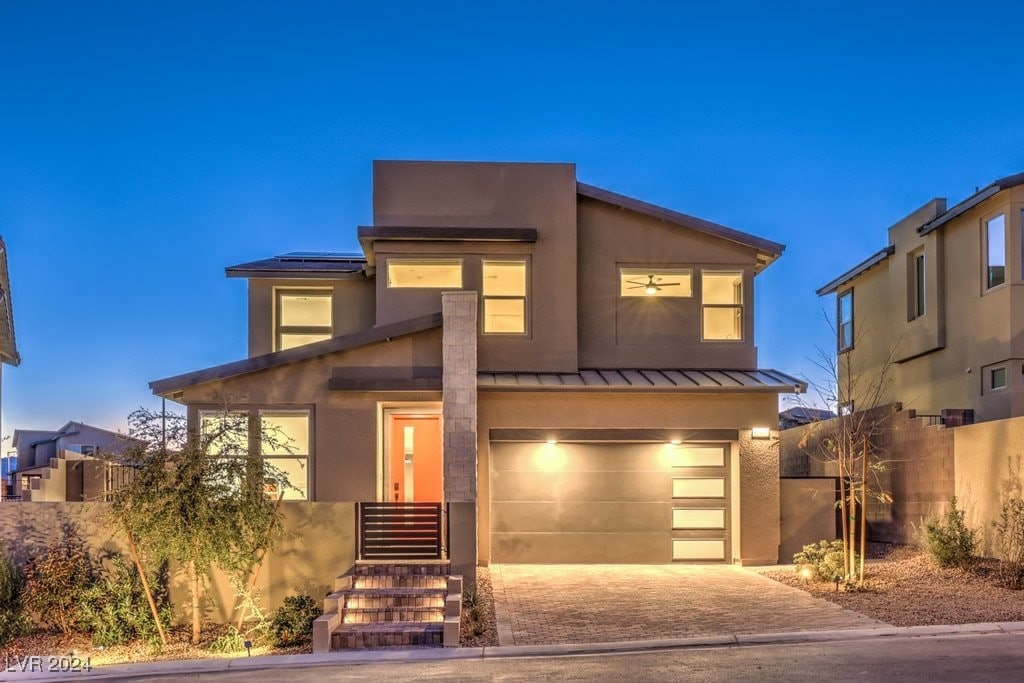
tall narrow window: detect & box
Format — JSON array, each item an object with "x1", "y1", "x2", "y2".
[
  {"x1": 482, "y1": 260, "x2": 527, "y2": 334},
  {"x1": 260, "y1": 410, "x2": 310, "y2": 500},
  {"x1": 701, "y1": 271, "x2": 743, "y2": 341},
  {"x1": 986, "y1": 214, "x2": 1006, "y2": 289},
  {"x1": 838, "y1": 289, "x2": 854, "y2": 351},
  {"x1": 276, "y1": 289, "x2": 332, "y2": 351},
  {"x1": 913, "y1": 252, "x2": 926, "y2": 318}
]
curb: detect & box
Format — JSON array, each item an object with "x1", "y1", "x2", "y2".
[{"x1": 4, "y1": 622, "x2": 1023, "y2": 681}]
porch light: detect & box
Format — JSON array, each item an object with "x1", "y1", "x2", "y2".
[
  {"x1": 546, "y1": 438, "x2": 558, "y2": 445},
  {"x1": 669, "y1": 439, "x2": 682, "y2": 446},
  {"x1": 751, "y1": 427, "x2": 771, "y2": 439}
]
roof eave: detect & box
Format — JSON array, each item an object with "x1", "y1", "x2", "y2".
[
  {"x1": 576, "y1": 182, "x2": 786, "y2": 268},
  {"x1": 816, "y1": 246, "x2": 895, "y2": 296},
  {"x1": 918, "y1": 172, "x2": 1024, "y2": 237}
]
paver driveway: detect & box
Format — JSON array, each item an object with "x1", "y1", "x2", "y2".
[{"x1": 491, "y1": 564, "x2": 888, "y2": 646}]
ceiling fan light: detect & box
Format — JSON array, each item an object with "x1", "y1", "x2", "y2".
[{"x1": 645, "y1": 285, "x2": 658, "y2": 295}]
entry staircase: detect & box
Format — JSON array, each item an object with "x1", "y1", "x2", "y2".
[{"x1": 312, "y1": 560, "x2": 462, "y2": 651}]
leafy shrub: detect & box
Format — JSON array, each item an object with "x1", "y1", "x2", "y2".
[
  {"x1": 23, "y1": 531, "x2": 96, "y2": 634},
  {"x1": 208, "y1": 626, "x2": 247, "y2": 653},
  {"x1": 79, "y1": 555, "x2": 171, "y2": 646},
  {"x1": 992, "y1": 498, "x2": 1024, "y2": 589},
  {"x1": 793, "y1": 539, "x2": 848, "y2": 581},
  {"x1": 0, "y1": 543, "x2": 30, "y2": 646},
  {"x1": 270, "y1": 594, "x2": 320, "y2": 648},
  {"x1": 924, "y1": 497, "x2": 976, "y2": 568}
]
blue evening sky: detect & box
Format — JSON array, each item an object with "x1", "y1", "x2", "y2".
[{"x1": 3, "y1": 1, "x2": 1024, "y2": 441}]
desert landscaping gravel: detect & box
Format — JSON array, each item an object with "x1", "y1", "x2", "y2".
[{"x1": 761, "y1": 544, "x2": 1024, "y2": 626}]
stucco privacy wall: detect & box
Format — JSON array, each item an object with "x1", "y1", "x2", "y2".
[
  {"x1": 954, "y1": 415, "x2": 1024, "y2": 557},
  {"x1": 477, "y1": 391, "x2": 780, "y2": 564},
  {"x1": 779, "y1": 406, "x2": 954, "y2": 545},
  {"x1": 779, "y1": 477, "x2": 839, "y2": 562},
  {"x1": 0, "y1": 502, "x2": 355, "y2": 624}
]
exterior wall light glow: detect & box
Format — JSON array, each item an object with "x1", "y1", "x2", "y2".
[
  {"x1": 546, "y1": 438, "x2": 558, "y2": 445},
  {"x1": 669, "y1": 439, "x2": 682, "y2": 445},
  {"x1": 751, "y1": 427, "x2": 771, "y2": 439}
]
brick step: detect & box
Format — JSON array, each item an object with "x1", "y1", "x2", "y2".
[
  {"x1": 345, "y1": 589, "x2": 446, "y2": 609},
  {"x1": 353, "y1": 575, "x2": 447, "y2": 590},
  {"x1": 354, "y1": 560, "x2": 450, "y2": 576},
  {"x1": 331, "y1": 621, "x2": 443, "y2": 649},
  {"x1": 342, "y1": 606, "x2": 444, "y2": 623}
]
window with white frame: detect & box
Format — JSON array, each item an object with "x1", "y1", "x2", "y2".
[
  {"x1": 702, "y1": 271, "x2": 743, "y2": 341},
  {"x1": 482, "y1": 260, "x2": 527, "y2": 333},
  {"x1": 386, "y1": 259, "x2": 463, "y2": 288},
  {"x1": 276, "y1": 289, "x2": 332, "y2": 351},
  {"x1": 986, "y1": 214, "x2": 1006, "y2": 290},
  {"x1": 260, "y1": 410, "x2": 310, "y2": 500},
  {"x1": 838, "y1": 289, "x2": 854, "y2": 351}
]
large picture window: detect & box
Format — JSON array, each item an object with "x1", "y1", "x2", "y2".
[
  {"x1": 619, "y1": 268, "x2": 693, "y2": 297},
  {"x1": 986, "y1": 214, "x2": 1006, "y2": 289},
  {"x1": 199, "y1": 409, "x2": 310, "y2": 500},
  {"x1": 387, "y1": 259, "x2": 463, "y2": 288},
  {"x1": 838, "y1": 289, "x2": 854, "y2": 351},
  {"x1": 482, "y1": 260, "x2": 527, "y2": 333},
  {"x1": 702, "y1": 271, "x2": 743, "y2": 341},
  {"x1": 276, "y1": 289, "x2": 332, "y2": 351}
]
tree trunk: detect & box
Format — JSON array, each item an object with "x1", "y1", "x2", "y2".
[
  {"x1": 860, "y1": 437, "x2": 868, "y2": 584},
  {"x1": 188, "y1": 559, "x2": 202, "y2": 645},
  {"x1": 126, "y1": 530, "x2": 168, "y2": 647},
  {"x1": 235, "y1": 492, "x2": 284, "y2": 630},
  {"x1": 838, "y1": 456, "x2": 849, "y2": 581}
]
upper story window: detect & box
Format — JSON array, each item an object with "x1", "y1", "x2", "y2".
[
  {"x1": 387, "y1": 259, "x2": 463, "y2": 288},
  {"x1": 482, "y1": 260, "x2": 527, "y2": 334},
  {"x1": 701, "y1": 271, "x2": 743, "y2": 341},
  {"x1": 838, "y1": 289, "x2": 854, "y2": 351},
  {"x1": 619, "y1": 268, "x2": 693, "y2": 297},
  {"x1": 986, "y1": 214, "x2": 1006, "y2": 290},
  {"x1": 911, "y1": 251, "x2": 925, "y2": 319},
  {"x1": 276, "y1": 289, "x2": 332, "y2": 351}
]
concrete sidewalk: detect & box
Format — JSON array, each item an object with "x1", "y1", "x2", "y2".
[{"x1": 4, "y1": 622, "x2": 1024, "y2": 682}]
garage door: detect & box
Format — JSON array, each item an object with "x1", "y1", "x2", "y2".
[{"x1": 490, "y1": 442, "x2": 731, "y2": 563}]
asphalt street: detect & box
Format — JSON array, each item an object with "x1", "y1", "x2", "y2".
[{"x1": 114, "y1": 632, "x2": 1024, "y2": 682}]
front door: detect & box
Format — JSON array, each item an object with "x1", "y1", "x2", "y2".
[{"x1": 388, "y1": 416, "x2": 443, "y2": 502}]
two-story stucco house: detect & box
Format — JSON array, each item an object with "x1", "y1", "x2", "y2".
[
  {"x1": 818, "y1": 172, "x2": 1024, "y2": 423},
  {"x1": 151, "y1": 161, "x2": 803, "y2": 582}
]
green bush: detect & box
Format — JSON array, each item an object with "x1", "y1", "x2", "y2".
[
  {"x1": 924, "y1": 497, "x2": 976, "y2": 568},
  {"x1": 793, "y1": 539, "x2": 848, "y2": 581},
  {"x1": 270, "y1": 594, "x2": 320, "y2": 648},
  {"x1": 22, "y1": 531, "x2": 96, "y2": 634},
  {"x1": 0, "y1": 543, "x2": 30, "y2": 647},
  {"x1": 992, "y1": 498, "x2": 1024, "y2": 589},
  {"x1": 208, "y1": 626, "x2": 247, "y2": 653},
  {"x1": 79, "y1": 555, "x2": 171, "y2": 647}
]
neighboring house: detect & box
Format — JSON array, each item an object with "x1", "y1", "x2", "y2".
[
  {"x1": 0, "y1": 237, "x2": 19, "y2": 451},
  {"x1": 150, "y1": 160, "x2": 804, "y2": 580},
  {"x1": 779, "y1": 407, "x2": 835, "y2": 430},
  {"x1": 11, "y1": 421, "x2": 134, "y2": 502},
  {"x1": 817, "y1": 173, "x2": 1024, "y2": 423}
]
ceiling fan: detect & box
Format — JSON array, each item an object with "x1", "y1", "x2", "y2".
[{"x1": 627, "y1": 274, "x2": 681, "y2": 295}]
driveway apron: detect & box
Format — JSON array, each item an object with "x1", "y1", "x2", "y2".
[{"x1": 491, "y1": 564, "x2": 888, "y2": 646}]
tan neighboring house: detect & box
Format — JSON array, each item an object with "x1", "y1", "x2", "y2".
[
  {"x1": 150, "y1": 160, "x2": 804, "y2": 581},
  {"x1": 11, "y1": 421, "x2": 134, "y2": 502},
  {"x1": 818, "y1": 172, "x2": 1024, "y2": 423}
]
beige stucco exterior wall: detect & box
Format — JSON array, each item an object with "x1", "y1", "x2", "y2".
[
  {"x1": 833, "y1": 186, "x2": 1024, "y2": 422},
  {"x1": 372, "y1": 161, "x2": 579, "y2": 373},
  {"x1": 477, "y1": 391, "x2": 780, "y2": 565},
  {"x1": 577, "y1": 198, "x2": 759, "y2": 369},
  {"x1": 247, "y1": 277, "x2": 375, "y2": 357},
  {"x1": 954, "y1": 416, "x2": 1024, "y2": 557},
  {"x1": 779, "y1": 478, "x2": 839, "y2": 562},
  {"x1": 0, "y1": 502, "x2": 356, "y2": 623}
]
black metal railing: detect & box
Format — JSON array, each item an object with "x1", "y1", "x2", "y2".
[{"x1": 357, "y1": 502, "x2": 445, "y2": 560}]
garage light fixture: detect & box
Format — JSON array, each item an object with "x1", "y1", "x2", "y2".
[
  {"x1": 546, "y1": 438, "x2": 558, "y2": 445},
  {"x1": 669, "y1": 439, "x2": 682, "y2": 445},
  {"x1": 751, "y1": 427, "x2": 771, "y2": 439}
]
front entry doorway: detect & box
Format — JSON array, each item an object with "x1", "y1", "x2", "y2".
[{"x1": 386, "y1": 413, "x2": 443, "y2": 503}]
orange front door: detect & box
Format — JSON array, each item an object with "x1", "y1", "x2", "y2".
[{"x1": 389, "y1": 416, "x2": 443, "y2": 502}]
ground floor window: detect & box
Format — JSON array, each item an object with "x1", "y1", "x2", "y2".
[{"x1": 199, "y1": 408, "x2": 311, "y2": 500}]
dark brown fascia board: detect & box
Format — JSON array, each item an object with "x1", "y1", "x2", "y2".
[
  {"x1": 149, "y1": 312, "x2": 443, "y2": 396},
  {"x1": 357, "y1": 226, "x2": 539, "y2": 267},
  {"x1": 918, "y1": 171, "x2": 1024, "y2": 237},
  {"x1": 816, "y1": 246, "x2": 895, "y2": 296},
  {"x1": 478, "y1": 383, "x2": 804, "y2": 394},
  {"x1": 489, "y1": 428, "x2": 740, "y2": 442},
  {"x1": 327, "y1": 377, "x2": 443, "y2": 392},
  {"x1": 576, "y1": 182, "x2": 786, "y2": 263}
]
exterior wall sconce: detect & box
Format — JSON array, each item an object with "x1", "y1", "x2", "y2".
[
  {"x1": 546, "y1": 438, "x2": 558, "y2": 445},
  {"x1": 669, "y1": 439, "x2": 682, "y2": 445},
  {"x1": 751, "y1": 427, "x2": 771, "y2": 439}
]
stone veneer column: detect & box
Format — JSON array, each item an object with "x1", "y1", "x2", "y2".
[{"x1": 442, "y1": 291, "x2": 478, "y2": 585}]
